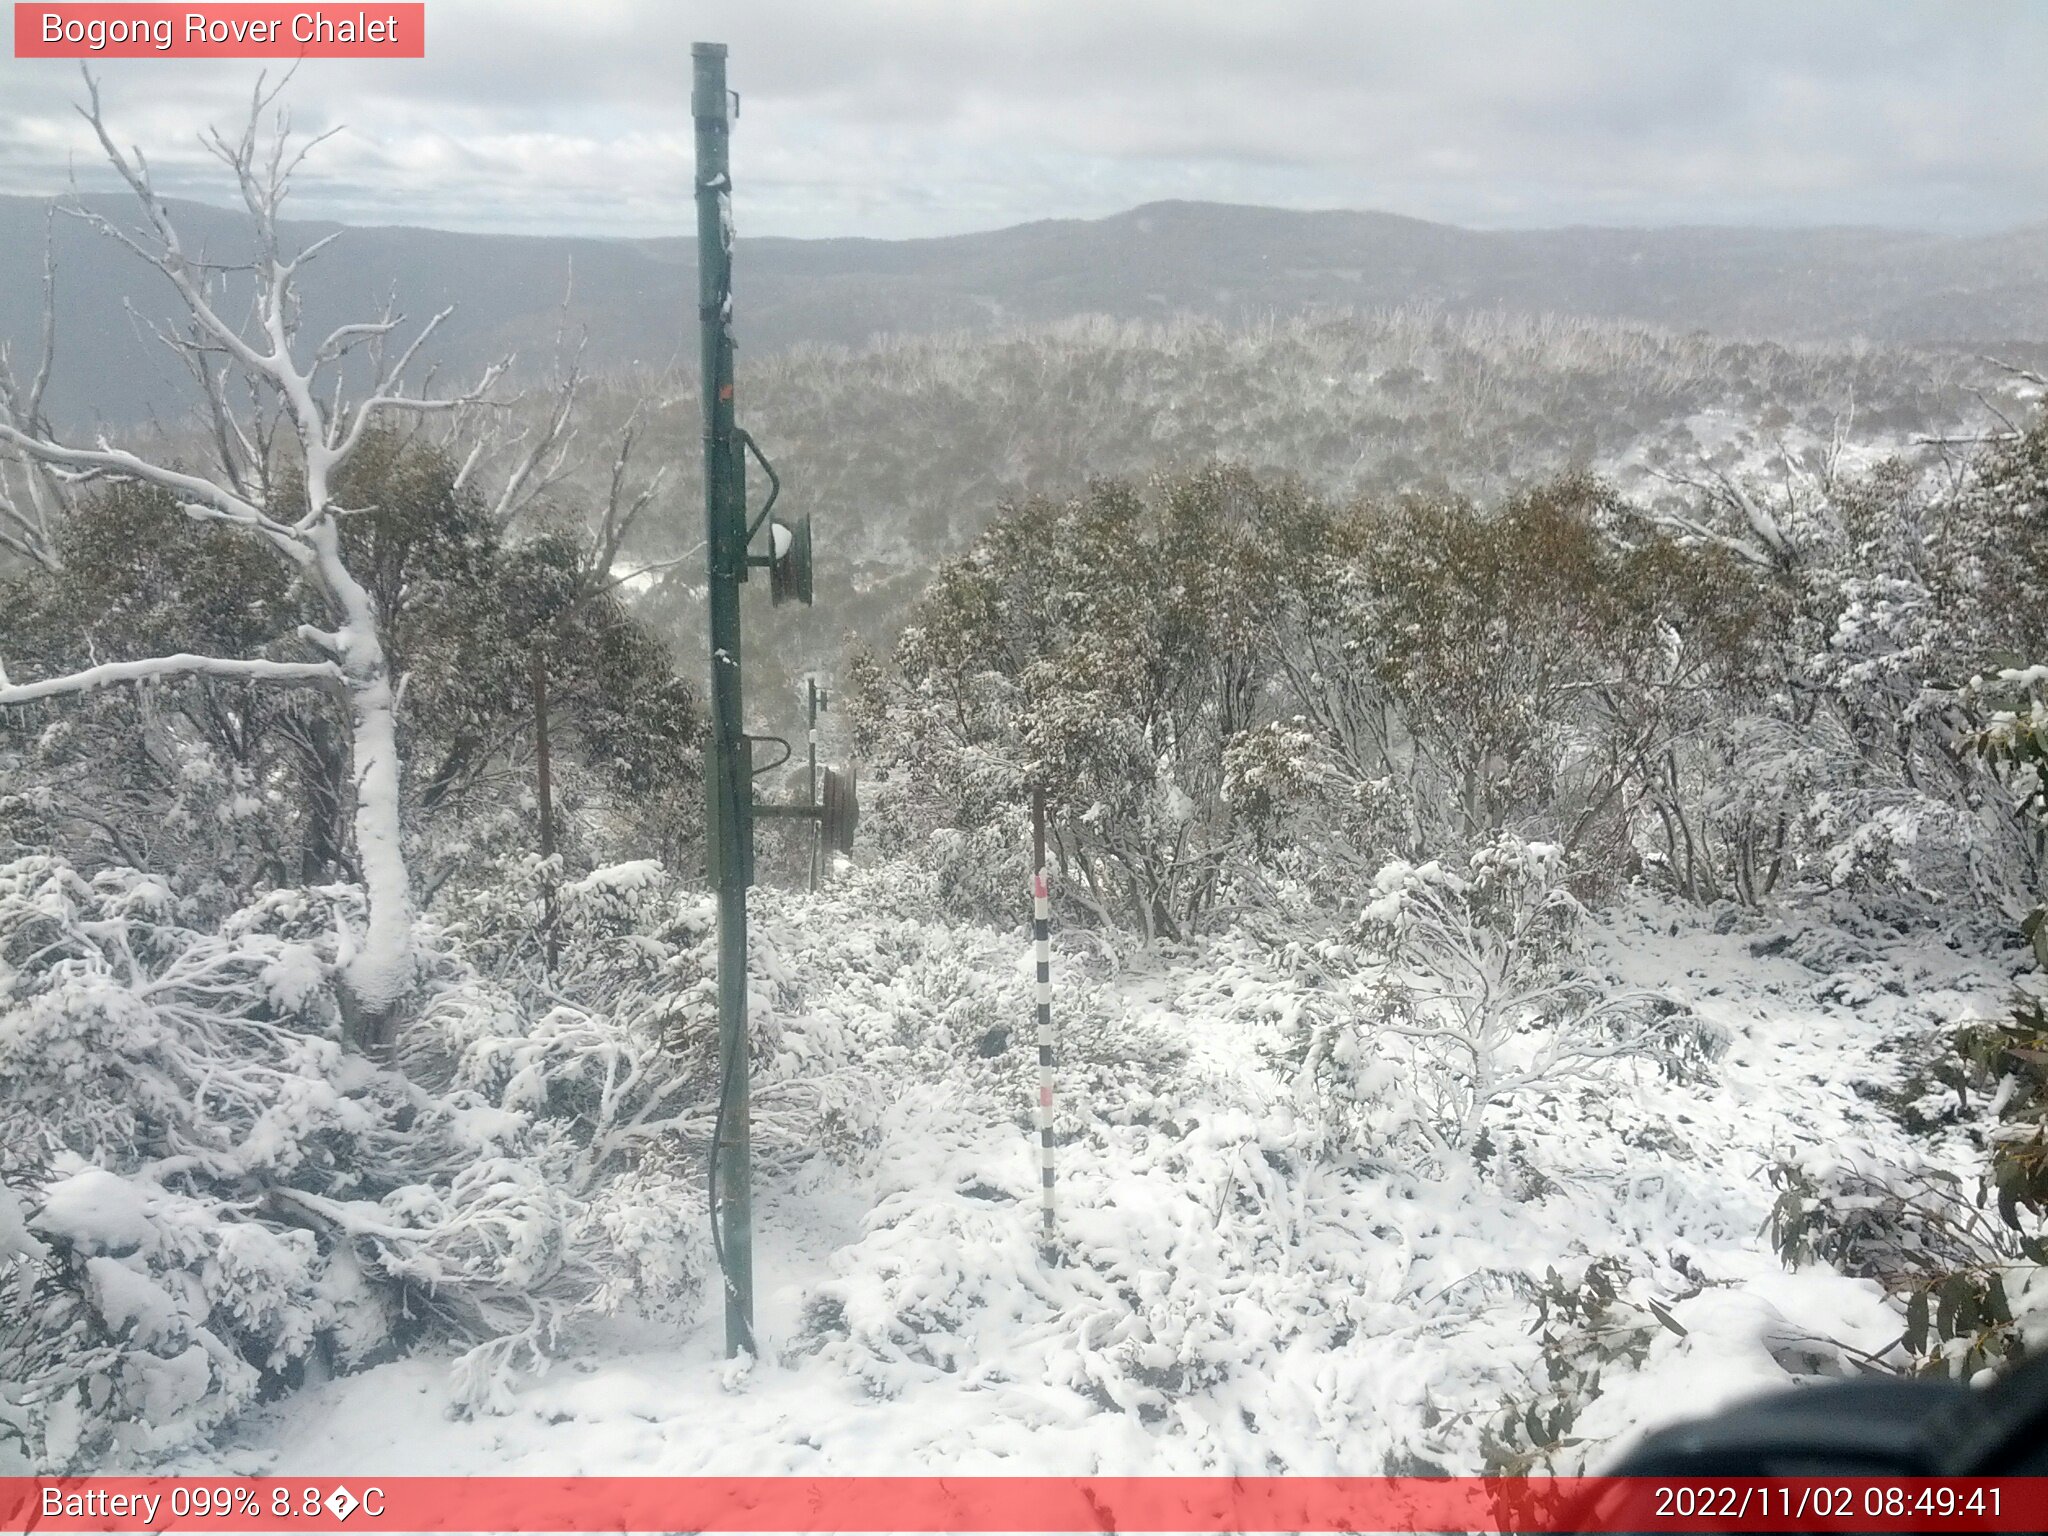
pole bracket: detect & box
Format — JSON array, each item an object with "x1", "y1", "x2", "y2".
[{"x1": 738, "y1": 429, "x2": 780, "y2": 543}]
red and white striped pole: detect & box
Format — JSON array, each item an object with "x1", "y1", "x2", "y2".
[{"x1": 1032, "y1": 785, "x2": 1056, "y2": 1248}]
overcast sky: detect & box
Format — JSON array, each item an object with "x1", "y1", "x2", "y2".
[{"x1": 1, "y1": 1, "x2": 2043, "y2": 240}]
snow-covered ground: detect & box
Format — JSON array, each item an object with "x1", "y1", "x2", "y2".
[{"x1": 175, "y1": 888, "x2": 2020, "y2": 1478}]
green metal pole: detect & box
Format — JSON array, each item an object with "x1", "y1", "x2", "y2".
[
  {"x1": 807, "y1": 678, "x2": 820, "y2": 893},
  {"x1": 694, "y1": 39, "x2": 753, "y2": 1358}
]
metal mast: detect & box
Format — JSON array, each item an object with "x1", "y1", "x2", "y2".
[
  {"x1": 694, "y1": 40, "x2": 754, "y2": 1359},
  {"x1": 692, "y1": 39, "x2": 849, "y2": 1362}
]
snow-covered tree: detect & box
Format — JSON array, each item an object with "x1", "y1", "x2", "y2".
[
  {"x1": 865, "y1": 466, "x2": 1301, "y2": 937},
  {"x1": 1274, "y1": 475, "x2": 1691, "y2": 867},
  {"x1": 1624, "y1": 435, "x2": 2041, "y2": 912},
  {"x1": 0, "y1": 78, "x2": 508, "y2": 1040},
  {"x1": 1335, "y1": 836, "x2": 1717, "y2": 1157}
]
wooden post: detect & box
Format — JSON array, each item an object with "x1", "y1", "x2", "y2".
[{"x1": 1032, "y1": 783, "x2": 1055, "y2": 1249}]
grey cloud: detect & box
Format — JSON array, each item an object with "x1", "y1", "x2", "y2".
[{"x1": 0, "y1": 0, "x2": 2041, "y2": 238}]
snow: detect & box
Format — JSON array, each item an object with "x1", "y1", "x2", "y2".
[
  {"x1": 83, "y1": 1257, "x2": 185, "y2": 1348},
  {"x1": 0, "y1": 1183, "x2": 50, "y2": 1275},
  {"x1": 260, "y1": 944, "x2": 328, "y2": 1014},
  {"x1": 562, "y1": 860, "x2": 666, "y2": 900},
  {"x1": 158, "y1": 884, "x2": 2017, "y2": 1480},
  {"x1": 30, "y1": 1167, "x2": 159, "y2": 1256},
  {"x1": 138, "y1": 1345, "x2": 215, "y2": 1425}
]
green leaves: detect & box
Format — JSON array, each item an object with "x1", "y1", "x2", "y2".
[
  {"x1": 1487, "y1": 1258, "x2": 1667, "y2": 1478},
  {"x1": 1904, "y1": 1287, "x2": 1930, "y2": 1355},
  {"x1": 1645, "y1": 1296, "x2": 1689, "y2": 1338},
  {"x1": 1950, "y1": 1009, "x2": 2048, "y2": 1235}
]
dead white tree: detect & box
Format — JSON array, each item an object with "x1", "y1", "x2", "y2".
[
  {"x1": 0, "y1": 209, "x2": 73, "y2": 572},
  {"x1": 0, "y1": 74, "x2": 507, "y2": 1040}
]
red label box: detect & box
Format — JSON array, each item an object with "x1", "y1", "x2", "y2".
[
  {"x1": 3, "y1": 1476, "x2": 2044, "y2": 1533},
  {"x1": 14, "y1": 4, "x2": 425, "y2": 57}
]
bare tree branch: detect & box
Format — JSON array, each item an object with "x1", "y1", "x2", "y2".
[
  {"x1": 0, "y1": 205, "x2": 72, "y2": 570},
  {"x1": 1983, "y1": 354, "x2": 2048, "y2": 391},
  {"x1": 474, "y1": 275, "x2": 587, "y2": 533}
]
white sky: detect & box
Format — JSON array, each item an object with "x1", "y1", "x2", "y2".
[{"x1": 1, "y1": 0, "x2": 2042, "y2": 239}]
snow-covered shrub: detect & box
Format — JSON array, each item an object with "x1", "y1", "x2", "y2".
[
  {"x1": 1766, "y1": 776, "x2": 2048, "y2": 1387},
  {"x1": 1219, "y1": 718, "x2": 1327, "y2": 853},
  {"x1": 1476, "y1": 1259, "x2": 1680, "y2": 1479},
  {"x1": 1616, "y1": 437, "x2": 2043, "y2": 913},
  {"x1": 927, "y1": 818, "x2": 1034, "y2": 933},
  {"x1": 1763, "y1": 1149, "x2": 2046, "y2": 1382},
  {"x1": 1309, "y1": 837, "x2": 1721, "y2": 1161},
  {"x1": 861, "y1": 467, "x2": 1304, "y2": 940},
  {"x1": 794, "y1": 1097, "x2": 1330, "y2": 1424},
  {"x1": 0, "y1": 854, "x2": 715, "y2": 1467}
]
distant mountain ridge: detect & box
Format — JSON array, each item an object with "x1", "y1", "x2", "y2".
[{"x1": 2, "y1": 194, "x2": 2043, "y2": 428}]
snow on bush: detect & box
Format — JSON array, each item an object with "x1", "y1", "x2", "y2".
[
  {"x1": 1297, "y1": 836, "x2": 1724, "y2": 1162},
  {"x1": 0, "y1": 854, "x2": 722, "y2": 1467},
  {"x1": 3, "y1": 847, "x2": 1999, "y2": 1479},
  {"x1": 770, "y1": 894, "x2": 1730, "y2": 1475},
  {"x1": 754, "y1": 872, "x2": 1525, "y2": 1463},
  {"x1": 754, "y1": 874, "x2": 2019, "y2": 1478}
]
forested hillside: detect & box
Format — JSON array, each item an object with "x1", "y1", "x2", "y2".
[
  {"x1": 6, "y1": 191, "x2": 2048, "y2": 427},
  {"x1": 530, "y1": 308, "x2": 2034, "y2": 703}
]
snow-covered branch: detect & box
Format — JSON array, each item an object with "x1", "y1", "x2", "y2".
[
  {"x1": 0, "y1": 421, "x2": 310, "y2": 550},
  {"x1": 1338, "y1": 835, "x2": 1717, "y2": 1154},
  {"x1": 0, "y1": 653, "x2": 342, "y2": 705}
]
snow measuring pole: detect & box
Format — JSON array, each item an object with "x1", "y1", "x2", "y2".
[
  {"x1": 1033, "y1": 786, "x2": 1057, "y2": 1250},
  {"x1": 695, "y1": 42, "x2": 856, "y2": 1358}
]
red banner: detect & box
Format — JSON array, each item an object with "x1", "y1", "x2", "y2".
[
  {"x1": 13, "y1": 4, "x2": 424, "y2": 57},
  {"x1": 1, "y1": 1476, "x2": 2042, "y2": 1532}
]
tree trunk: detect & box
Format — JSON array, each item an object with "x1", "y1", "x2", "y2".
[
  {"x1": 298, "y1": 706, "x2": 350, "y2": 883},
  {"x1": 343, "y1": 663, "x2": 413, "y2": 1023},
  {"x1": 311, "y1": 519, "x2": 415, "y2": 1043}
]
